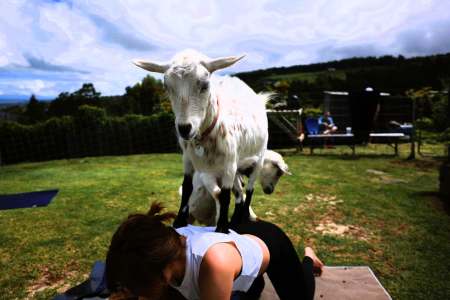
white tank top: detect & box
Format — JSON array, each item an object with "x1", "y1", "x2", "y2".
[{"x1": 171, "y1": 225, "x2": 263, "y2": 300}]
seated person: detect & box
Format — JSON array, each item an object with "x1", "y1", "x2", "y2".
[
  {"x1": 105, "y1": 202, "x2": 324, "y2": 300},
  {"x1": 318, "y1": 111, "x2": 338, "y2": 134}
]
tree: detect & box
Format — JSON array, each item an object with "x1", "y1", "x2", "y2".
[
  {"x1": 123, "y1": 75, "x2": 167, "y2": 115},
  {"x1": 48, "y1": 83, "x2": 101, "y2": 117},
  {"x1": 73, "y1": 83, "x2": 101, "y2": 101},
  {"x1": 25, "y1": 94, "x2": 46, "y2": 123}
]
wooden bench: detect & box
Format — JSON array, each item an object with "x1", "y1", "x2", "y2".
[{"x1": 307, "y1": 133, "x2": 356, "y2": 155}]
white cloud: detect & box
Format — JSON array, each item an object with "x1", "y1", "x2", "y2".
[
  {"x1": 0, "y1": 0, "x2": 449, "y2": 99},
  {"x1": 0, "y1": 79, "x2": 56, "y2": 96},
  {"x1": 18, "y1": 79, "x2": 46, "y2": 94}
]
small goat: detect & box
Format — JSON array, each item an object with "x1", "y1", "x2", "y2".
[
  {"x1": 188, "y1": 150, "x2": 291, "y2": 226},
  {"x1": 134, "y1": 49, "x2": 269, "y2": 233}
]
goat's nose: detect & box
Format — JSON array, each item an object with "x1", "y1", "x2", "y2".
[
  {"x1": 263, "y1": 186, "x2": 274, "y2": 194},
  {"x1": 178, "y1": 123, "x2": 192, "y2": 139}
]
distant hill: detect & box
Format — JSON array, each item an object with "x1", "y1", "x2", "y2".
[
  {"x1": 235, "y1": 53, "x2": 450, "y2": 95},
  {"x1": 0, "y1": 94, "x2": 54, "y2": 105}
]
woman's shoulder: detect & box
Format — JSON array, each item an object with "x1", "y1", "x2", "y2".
[
  {"x1": 201, "y1": 242, "x2": 242, "y2": 272},
  {"x1": 175, "y1": 225, "x2": 215, "y2": 236}
]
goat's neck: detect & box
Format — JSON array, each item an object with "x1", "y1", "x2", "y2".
[{"x1": 199, "y1": 93, "x2": 219, "y2": 138}]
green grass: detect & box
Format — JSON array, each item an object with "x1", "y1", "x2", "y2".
[{"x1": 0, "y1": 145, "x2": 449, "y2": 299}]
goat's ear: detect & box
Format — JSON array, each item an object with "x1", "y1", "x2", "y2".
[
  {"x1": 203, "y1": 54, "x2": 245, "y2": 73},
  {"x1": 133, "y1": 59, "x2": 169, "y2": 73},
  {"x1": 277, "y1": 162, "x2": 292, "y2": 175}
]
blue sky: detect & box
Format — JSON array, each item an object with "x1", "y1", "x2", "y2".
[{"x1": 1, "y1": 0, "x2": 449, "y2": 101}]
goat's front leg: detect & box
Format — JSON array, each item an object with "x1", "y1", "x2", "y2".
[
  {"x1": 216, "y1": 162, "x2": 236, "y2": 233},
  {"x1": 215, "y1": 188, "x2": 231, "y2": 233},
  {"x1": 173, "y1": 155, "x2": 194, "y2": 228}
]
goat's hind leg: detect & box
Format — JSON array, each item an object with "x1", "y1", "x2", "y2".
[
  {"x1": 241, "y1": 165, "x2": 261, "y2": 223},
  {"x1": 216, "y1": 188, "x2": 231, "y2": 233}
]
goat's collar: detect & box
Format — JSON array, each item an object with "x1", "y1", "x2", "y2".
[{"x1": 198, "y1": 96, "x2": 220, "y2": 142}]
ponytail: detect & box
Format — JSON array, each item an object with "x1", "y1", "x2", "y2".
[{"x1": 146, "y1": 201, "x2": 177, "y2": 223}]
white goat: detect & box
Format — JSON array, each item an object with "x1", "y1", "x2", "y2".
[
  {"x1": 134, "y1": 49, "x2": 269, "y2": 233},
  {"x1": 188, "y1": 150, "x2": 291, "y2": 226}
]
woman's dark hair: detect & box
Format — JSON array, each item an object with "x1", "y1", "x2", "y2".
[{"x1": 105, "y1": 202, "x2": 183, "y2": 297}]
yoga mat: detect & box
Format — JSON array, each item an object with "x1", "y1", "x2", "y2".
[
  {"x1": 260, "y1": 266, "x2": 392, "y2": 300},
  {"x1": 0, "y1": 189, "x2": 58, "y2": 210}
]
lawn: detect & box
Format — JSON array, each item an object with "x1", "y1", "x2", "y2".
[{"x1": 0, "y1": 145, "x2": 449, "y2": 299}]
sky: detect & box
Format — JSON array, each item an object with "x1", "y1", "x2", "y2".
[{"x1": 1, "y1": 0, "x2": 450, "y2": 101}]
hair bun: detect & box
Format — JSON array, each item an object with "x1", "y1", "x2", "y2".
[{"x1": 147, "y1": 202, "x2": 177, "y2": 223}]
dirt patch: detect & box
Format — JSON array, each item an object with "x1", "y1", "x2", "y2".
[
  {"x1": 302, "y1": 194, "x2": 371, "y2": 241},
  {"x1": 315, "y1": 221, "x2": 369, "y2": 241},
  {"x1": 316, "y1": 222, "x2": 349, "y2": 235},
  {"x1": 366, "y1": 169, "x2": 408, "y2": 184},
  {"x1": 304, "y1": 193, "x2": 344, "y2": 206},
  {"x1": 26, "y1": 264, "x2": 86, "y2": 299},
  {"x1": 366, "y1": 169, "x2": 387, "y2": 176},
  {"x1": 376, "y1": 176, "x2": 408, "y2": 184}
]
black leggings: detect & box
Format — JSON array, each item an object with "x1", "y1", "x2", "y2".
[{"x1": 231, "y1": 220, "x2": 315, "y2": 300}]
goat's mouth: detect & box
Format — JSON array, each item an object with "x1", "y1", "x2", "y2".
[{"x1": 179, "y1": 132, "x2": 196, "y2": 140}]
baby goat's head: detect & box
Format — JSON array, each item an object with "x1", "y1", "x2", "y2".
[
  {"x1": 134, "y1": 49, "x2": 244, "y2": 140},
  {"x1": 260, "y1": 150, "x2": 291, "y2": 194}
]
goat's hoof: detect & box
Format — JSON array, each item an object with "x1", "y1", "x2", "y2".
[
  {"x1": 241, "y1": 211, "x2": 250, "y2": 222},
  {"x1": 215, "y1": 223, "x2": 230, "y2": 234},
  {"x1": 173, "y1": 217, "x2": 188, "y2": 228}
]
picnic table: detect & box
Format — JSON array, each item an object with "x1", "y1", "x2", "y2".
[
  {"x1": 369, "y1": 132, "x2": 410, "y2": 156},
  {"x1": 307, "y1": 133, "x2": 356, "y2": 155}
]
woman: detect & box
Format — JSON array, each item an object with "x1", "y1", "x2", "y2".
[
  {"x1": 105, "y1": 202, "x2": 323, "y2": 300},
  {"x1": 318, "y1": 111, "x2": 338, "y2": 134}
]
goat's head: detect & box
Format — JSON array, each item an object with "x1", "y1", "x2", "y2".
[
  {"x1": 260, "y1": 150, "x2": 291, "y2": 194},
  {"x1": 134, "y1": 49, "x2": 244, "y2": 140}
]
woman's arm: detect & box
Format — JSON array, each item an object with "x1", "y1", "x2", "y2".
[{"x1": 198, "y1": 243, "x2": 242, "y2": 300}]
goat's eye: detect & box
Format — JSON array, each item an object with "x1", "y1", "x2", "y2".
[{"x1": 199, "y1": 81, "x2": 209, "y2": 93}]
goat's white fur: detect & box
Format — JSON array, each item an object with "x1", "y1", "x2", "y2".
[
  {"x1": 188, "y1": 150, "x2": 290, "y2": 226},
  {"x1": 134, "y1": 49, "x2": 269, "y2": 231}
]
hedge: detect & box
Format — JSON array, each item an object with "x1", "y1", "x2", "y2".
[{"x1": 0, "y1": 106, "x2": 178, "y2": 165}]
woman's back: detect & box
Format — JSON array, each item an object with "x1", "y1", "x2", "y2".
[{"x1": 172, "y1": 225, "x2": 263, "y2": 300}]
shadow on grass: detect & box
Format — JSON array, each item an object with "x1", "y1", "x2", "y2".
[
  {"x1": 411, "y1": 191, "x2": 450, "y2": 215},
  {"x1": 281, "y1": 151, "x2": 398, "y2": 161},
  {"x1": 279, "y1": 148, "x2": 447, "y2": 165}
]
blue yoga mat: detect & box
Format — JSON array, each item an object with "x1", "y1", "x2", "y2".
[{"x1": 0, "y1": 189, "x2": 58, "y2": 210}]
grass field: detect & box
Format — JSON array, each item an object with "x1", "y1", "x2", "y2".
[{"x1": 0, "y1": 144, "x2": 449, "y2": 299}]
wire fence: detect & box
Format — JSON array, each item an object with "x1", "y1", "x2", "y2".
[{"x1": 0, "y1": 112, "x2": 300, "y2": 165}]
